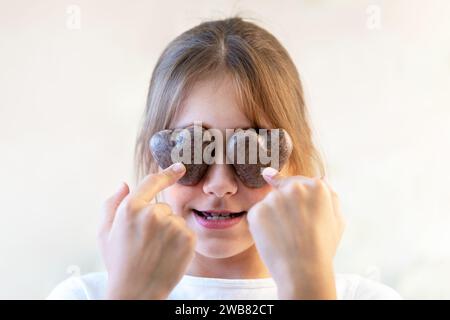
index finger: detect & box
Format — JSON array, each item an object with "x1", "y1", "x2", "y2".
[
  {"x1": 261, "y1": 167, "x2": 315, "y2": 189},
  {"x1": 132, "y1": 162, "x2": 186, "y2": 204}
]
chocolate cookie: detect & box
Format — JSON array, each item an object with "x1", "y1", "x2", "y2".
[
  {"x1": 226, "y1": 129, "x2": 293, "y2": 188},
  {"x1": 149, "y1": 126, "x2": 210, "y2": 186}
]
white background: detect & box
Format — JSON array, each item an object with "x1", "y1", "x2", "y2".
[{"x1": 0, "y1": 0, "x2": 449, "y2": 299}]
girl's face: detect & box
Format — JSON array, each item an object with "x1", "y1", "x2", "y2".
[{"x1": 160, "y1": 76, "x2": 274, "y2": 259}]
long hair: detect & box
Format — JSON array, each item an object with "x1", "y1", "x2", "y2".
[{"x1": 135, "y1": 16, "x2": 324, "y2": 187}]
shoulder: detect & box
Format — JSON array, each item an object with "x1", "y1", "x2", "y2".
[
  {"x1": 335, "y1": 273, "x2": 402, "y2": 300},
  {"x1": 46, "y1": 272, "x2": 108, "y2": 300}
]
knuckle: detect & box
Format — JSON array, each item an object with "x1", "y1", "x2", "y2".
[
  {"x1": 331, "y1": 191, "x2": 340, "y2": 205},
  {"x1": 143, "y1": 173, "x2": 163, "y2": 187},
  {"x1": 123, "y1": 199, "x2": 141, "y2": 216},
  {"x1": 168, "y1": 215, "x2": 185, "y2": 228},
  {"x1": 330, "y1": 187, "x2": 339, "y2": 198},
  {"x1": 147, "y1": 173, "x2": 170, "y2": 190},
  {"x1": 143, "y1": 207, "x2": 158, "y2": 222},
  {"x1": 180, "y1": 230, "x2": 196, "y2": 248},
  {"x1": 313, "y1": 176, "x2": 324, "y2": 187},
  {"x1": 167, "y1": 216, "x2": 182, "y2": 230},
  {"x1": 186, "y1": 233, "x2": 197, "y2": 247},
  {"x1": 272, "y1": 189, "x2": 286, "y2": 202},
  {"x1": 153, "y1": 203, "x2": 172, "y2": 215},
  {"x1": 287, "y1": 181, "x2": 304, "y2": 197},
  {"x1": 176, "y1": 215, "x2": 187, "y2": 225},
  {"x1": 313, "y1": 178, "x2": 328, "y2": 193},
  {"x1": 265, "y1": 191, "x2": 278, "y2": 203},
  {"x1": 144, "y1": 204, "x2": 169, "y2": 224},
  {"x1": 179, "y1": 228, "x2": 194, "y2": 241}
]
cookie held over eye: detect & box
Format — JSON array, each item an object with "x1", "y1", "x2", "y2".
[
  {"x1": 226, "y1": 129, "x2": 293, "y2": 188},
  {"x1": 150, "y1": 126, "x2": 293, "y2": 188},
  {"x1": 149, "y1": 126, "x2": 209, "y2": 186}
]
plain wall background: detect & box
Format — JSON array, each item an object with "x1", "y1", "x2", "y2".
[{"x1": 1, "y1": 0, "x2": 449, "y2": 299}]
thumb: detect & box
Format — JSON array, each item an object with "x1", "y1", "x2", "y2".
[
  {"x1": 133, "y1": 162, "x2": 186, "y2": 204},
  {"x1": 99, "y1": 182, "x2": 130, "y2": 235},
  {"x1": 261, "y1": 167, "x2": 285, "y2": 188},
  {"x1": 262, "y1": 167, "x2": 323, "y2": 190}
]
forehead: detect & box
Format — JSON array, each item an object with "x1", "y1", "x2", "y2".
[{"x1": 170, "y1": 76, "x2": 253, "y2": 130}]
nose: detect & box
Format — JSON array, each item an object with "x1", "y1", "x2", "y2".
[{"x1": 202, "y1": 164, "x2": 238, "y2": 198}]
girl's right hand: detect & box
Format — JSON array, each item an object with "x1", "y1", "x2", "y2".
[{"x1": 97, "y1": 163, "x2": 197, "y2": 300}]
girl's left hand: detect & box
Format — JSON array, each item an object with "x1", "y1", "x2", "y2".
[{"x1": 247, "y1": 168, "x2": 346, "y2": 300}]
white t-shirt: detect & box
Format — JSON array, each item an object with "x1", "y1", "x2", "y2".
[{"x1": 46, "y1": 272, "x2": 402, "y2": 300}]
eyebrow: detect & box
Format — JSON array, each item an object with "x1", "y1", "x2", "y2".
[{"x1": 174, "y1": 122, "x2": 254, "y2": 130}]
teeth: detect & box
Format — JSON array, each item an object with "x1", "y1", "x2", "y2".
[
  {"x1": 194, "y1": 209, "x2": 246, "y2": 220},
  {"x1": 206, "y1": 215, "x2": 232, "y2": 220}
]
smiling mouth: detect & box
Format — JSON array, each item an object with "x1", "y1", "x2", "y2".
[{"x1": 192, "y1": 209, "x2": 247, "y2": 220}]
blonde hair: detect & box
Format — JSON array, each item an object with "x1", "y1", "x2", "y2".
[{"x1": 134, "y1": 16, "x2": 324, "y2": 185}]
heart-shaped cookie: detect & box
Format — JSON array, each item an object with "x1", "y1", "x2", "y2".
[
  {"x1": 149, "y1": 126, "x2": 210, "y2": 186},
  {"x1": 226, "y1": 129, "x2": 293, "y2": 188}
]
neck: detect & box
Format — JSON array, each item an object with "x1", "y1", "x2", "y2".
[{"x1": 185, "y1": 245, "x2": 271, "y2": 279}]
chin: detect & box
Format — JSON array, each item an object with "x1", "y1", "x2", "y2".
[
  {"x1": 194, "y1": 239, "x2": 254, "y2": 259},
  {"x1": 184, "y1": 209, "x2": 255, "y2": 258}
]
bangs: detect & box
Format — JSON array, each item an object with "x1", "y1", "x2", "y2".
[{"x1": 135, "y1": 16, "x2": 325, "y2": 186}]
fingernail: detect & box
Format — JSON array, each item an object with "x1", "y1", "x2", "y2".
[
  {"x1": 262, "y1": 167, "x2": 278, "y2": 178},
  {"x1": 171, "y1": 162, "x2": 185, "y2": 173}
]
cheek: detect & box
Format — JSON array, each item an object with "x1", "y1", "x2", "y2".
[
  {"x1": 160, "y1": 180, "x2": 273, "y2": 214},
  {"x1": 236, "y1": 182, "x2": 273, "y2": 208},
  {"x1": 160, "y1": 184, "x2": 199, "y2": 215}
]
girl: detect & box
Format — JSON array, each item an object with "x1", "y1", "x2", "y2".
[{"x1": 48, "y1": 17, "x2": 401, "y2": 299}]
